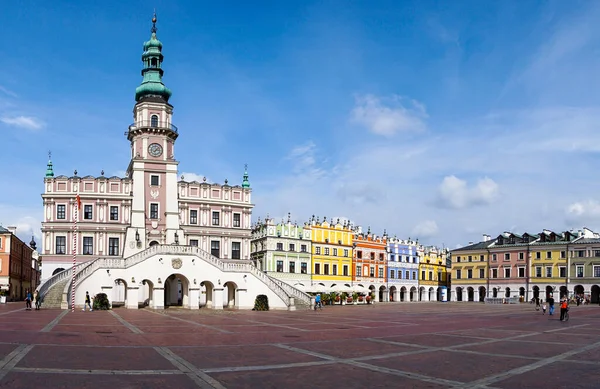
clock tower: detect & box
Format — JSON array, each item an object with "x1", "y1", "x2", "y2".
[{"x1": 124, "y1": 13, "x2": 182, "y2": 257}]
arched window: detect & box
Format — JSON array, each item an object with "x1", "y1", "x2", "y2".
[
  {"x1": 52, "y1": 268, "x2": 66, "y2": 276},
  {"x1": 150, "y1": 115, "x2": 159, "y2": 127},
  {"x1": 151, "y1": 58, "x2": 158, "y2": 67}
]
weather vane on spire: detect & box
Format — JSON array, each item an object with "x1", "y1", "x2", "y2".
[
  {"x1": 48, "y1": 150, "x2": 51, "y2": 160},
  {"x1": 151, "y1": 10, "x2": 157, "y2": 34}
]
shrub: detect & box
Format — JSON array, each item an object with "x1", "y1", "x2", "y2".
[
  {"x1": 93, "y1": 293, "x2": 111, "y2": 310},
  {"x1": 253, "y1": 294, "x2": 269, "y2": 311}
]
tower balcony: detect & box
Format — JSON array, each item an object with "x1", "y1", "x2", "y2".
[{"x1": 126, "y1": 120, "x2": 179, "y2": 141}]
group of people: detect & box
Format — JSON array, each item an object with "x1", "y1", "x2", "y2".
[
  {"x1": 24, "y1": 289, "x2": 41, "y2": 311},
  {"x1": 535, "y1": 294, "x2": 570, "y2": 321}
]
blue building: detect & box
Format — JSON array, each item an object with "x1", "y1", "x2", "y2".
[{"x1": 387, "y1": 237, "x2": 420, "y2": 302}]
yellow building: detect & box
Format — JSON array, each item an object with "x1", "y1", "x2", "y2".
[
  {"x1": 310, "y1": 216, "x2": 353, "y2": 286},
  {"x1": 418, "y1": 246, "x2": 451, "y2": 301},
  {"x1": 527, "y1": 230, "x2": 574, "y2": 300},
  {"x1": 449, "y1": 238, "x2": 494, "y2": 302}
]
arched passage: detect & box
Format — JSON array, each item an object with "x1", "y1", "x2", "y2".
[
  {"x1": 140, "y1": 279, "x2": 154, "y2": 307},
  {"x1": 149, "y1": 240, "x2": 159, "y2": 247},
  {"x1": 52, "y1": 268, "x2": 65, "y2": 276},
  {"x1": 429, "y1": 287, "x2": 435, "y2": 302},
  {"x1": 545, "y1": 285, "x2": 554, "y2": 300},
  {"x1": 437, "y1": 287, "x2": 443, "y2": 302},
  {"x1": 559, "y1": 285, "x2": 568, "y2": 299},
  {"x1": 505, "y1": 287, "x2": 511, "y2": 298},
  {"x1": 479, "y1": 286, "x2": 486, "y2": 302},
  {"x1": 492, "y1": 287, "x2": 498, "y2": 298},
  {"x1": 532, "y1": 285, "x2": 540, "y2": 299},
  {"x1": 223, "y1": 281, "x2": 238, "y2": 308},
  {"x1": 389, "y1": 286, "x2": 397, "y2": 302},
  {"x1": 456, "y1": 287, "x2": 463, "y2": 302},
  {"x1": 409, "y1": 286, "x2": 417, "y2": 302},
  {"x1": 400, "y1": 286, "x2": 407, "y2": 302},
  {"x1": 200, "y1": 281, "x2": 215, "y2": 308},
  {"x1": 164, "y1": 274, "x2": 190, "y2": 308},
  {"x1": 591, "y1": 285, "x2": 600, "y2": 304},
  {"x1": 467, "y1": 287, "x2": 474, "y2": 302},
  {"x1": 378, "y1": 285, "x2": 386, "y2": 302},
  {"x1": 574, "y1": 285, "x2": 584, "y2": 297},
  {"x1": 519, "y1": 287, "x2": 525, "y2": 297},
  {"x1": 114, "y1": 278, "x2": 128, "y2": 306},
  {"x1": 419, "y1": 286, "x2": 426, "y2": 301}
]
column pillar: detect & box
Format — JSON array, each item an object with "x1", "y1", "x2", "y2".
[
  {"x1": 288, "y1": 297, "x2": 296, "y2": 311},
  {"x1": 213, "y1": 287, "x2": 224, "y2": 310},
  {"x1": 126, "y1": 287, "x2": 139, "y2": 309},
  {"x1": 189, "y1": 287, "x2": 199, "y2": 310},
  {"x1": 236, "y1": 288, "x2": 248, "y2": 309},
  {"x1": 152, "y1": 287, "x2": 164, "y2": 309}
]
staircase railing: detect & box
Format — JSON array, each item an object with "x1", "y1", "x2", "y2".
[
  {"x1": 37, "y1": 262, "x2": 88, "y2": 299},
  {"x1": 267, "y1": 276, "x2": 311, "y2": 305}
]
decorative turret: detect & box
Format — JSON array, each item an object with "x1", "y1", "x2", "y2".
[
  {"x1": 242, "y1": 164, "x2": 250, "y2": 188},
  {"x1": 134, "y1": 13, "x2": 172, "y2": 103},
  {"x1": 45, "y1": 151, "x2": 54, "y2": 178}
]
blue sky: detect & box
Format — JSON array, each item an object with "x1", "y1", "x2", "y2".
[{"x1": 3, "y1": 0, "x2": 600, "y2": 248}]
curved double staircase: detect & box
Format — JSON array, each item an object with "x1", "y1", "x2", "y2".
[{"x1": 38, "y1": 245, "x2": 311, "y2": 310}]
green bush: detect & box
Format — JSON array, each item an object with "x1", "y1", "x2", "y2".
[
  {"x1": 93, "y1": 293, "x2": 111, "y2": 310},
  {"x1": 253, "y1": 294, "x2": 269, "y2": 311}
]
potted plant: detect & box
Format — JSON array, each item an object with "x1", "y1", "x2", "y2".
[
  {"x1": 366, "y1": 295, "x2": 372, "y2": 304},
  {"x1": 0, "y1": 290, "x2": 6, "y2": 304},
  {"x1": 329, "y1": 292, "x2": 337, "y2": 305},
  {"x1": 335, "y1": 294, "x2": 341, "y2": 304},
  {"x1": 352, "y1": 292, "x2": 359, "y2": 305},
  {"x1": 358, "y1": 295, "x2": 364, "y2": 303}
]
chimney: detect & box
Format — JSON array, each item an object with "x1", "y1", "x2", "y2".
[
  {"x1": 468, "y1": 241, "x2": 474, "y2": 245},
  {"x1": 7, "y1": 226, "x2": 16, "y2": 234},
  {"x1": 482, "y1": 234, "x2": 490, "y2": 242}
]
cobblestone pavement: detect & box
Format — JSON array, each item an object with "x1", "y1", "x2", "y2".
[{"x1": 0, "y1": 302, "x2": 598, "y2": 388}]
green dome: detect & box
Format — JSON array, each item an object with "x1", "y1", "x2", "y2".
[
  {"x1": 143, "y1": 33, "x2": 163, "y2": 50},
  {"x1": 135, "y1": 81, "x2": 172, "y2": 102}
]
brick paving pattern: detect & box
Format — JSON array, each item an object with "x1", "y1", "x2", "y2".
[{"x1": 0, "y1": 302, "x2": 597, "y2": 388}]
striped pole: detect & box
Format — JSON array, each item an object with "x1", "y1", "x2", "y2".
[{"x1": 71, "y1": 197, "x2": 78, "y2": 312}]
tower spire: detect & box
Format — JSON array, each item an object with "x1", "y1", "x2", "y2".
[
  {"x1": 151, "y1": 10, "x2": 157, "y2": 34},
  {"x1": 242, "y1": 164, "x2": 250, "y2": 188},
  {"x1": 45, "y1": 150, "x2": 54, "y2": 178}
]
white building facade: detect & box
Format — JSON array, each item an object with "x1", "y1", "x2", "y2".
[{"x1": 387, "y1": 238, "x2": 420, "y2": 302}]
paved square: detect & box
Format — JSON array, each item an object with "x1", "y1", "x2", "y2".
[{"x1": 0, "y1": 302, "x2": 598, "y2": 388}]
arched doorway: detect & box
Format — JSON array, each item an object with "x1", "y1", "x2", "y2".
[
  {"x1": 149, "y1": 240, "x2": 159, "y2": 247},
  {"x1": 419, "y1": 286, "x2": 426, "y2": 301},
  {"x1": 519, "y1": 287, "x2": 525, "y2": 297},
  {"x1": 400, "y1": 286, "x2": 406, "y2": 302},
  {"x1": 574, "y1": 285, "x2": 584, "y2": 297},
  {"x1": 140, "y1": 279, "x2": 154, "y2": 307},
  {"x1": 389, "y1": 286, "x2": 397, "y2": 302},
  {"x1": 429, "y1": 287, "x2": 435, "y2": 301},
  {"x1": 437, "y1": 287, "x2": 443, "y2": 301},
  {"x1": 52, "y1": 268, "x2": 65, "y2": 276},
  {"x1": 467, "y1": 287, "x2": 474, "y2": 302},
  {"x1": 223, "y1": 281, "x2": 238, "y2": 308},
  {"x1": 456, "y1": 287, "x2": 463, "y2": 302},
  {"x1": 164, "y1": 274, "x2": 190, "y2": 308},
  {"x1": 492, "y1": 287, "x2": 498, "y2": 298},
  {"x1": 378, "y1": 285, "x2": 386, "y2": 302},
  {"x1": 200, "y1": 281, "x2": 215, "y2": 308},
  {"x1": 545, "y1": 285, "x2": 554, "y2": 300},
  {"x1": 505, "y1": 287, "x2": 511, "y2": 298},
  {"x1": 114, "y1": 278, "x2": 127, "y2": 306},
  {"x1": 591, "y1": 285, "x2": 600, "y2": 304},
  {"x1": 478, "y1": 286, "x2": 486, "y2": 302},
  {"x1": 409, "y1": 287, "x2": 417, "y2": 302},
  {"x1": 559, "y1": 285, "x2": 568, "y2": 299},
  {"x1": 532, "y1": 285, "x2": 540, "y2": 299}
]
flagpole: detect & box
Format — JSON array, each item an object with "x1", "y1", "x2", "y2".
[{"x1": 71, "y1": 194, "x2": 79, "y2": 312}]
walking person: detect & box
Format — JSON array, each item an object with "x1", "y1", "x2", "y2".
[
  {"x1": 560, "y1": 297, "x2": 569, "y2": 321},
  {"x1": 34, "y1": 291, "x2": 41, "y2": 310},
  {"x1": 82, "y1": 291, "x2": 93, "y2": 312},
  {"x1": 547, "y1": 294, "x2": 555, "y2": 316},
  {"x1": 25, "y1": 289, "x2": 32, "y2": 311},
  {"x1": 314, "y1": 293, "x2": 322, "y2": 311},
  {"x1": 542, "y1": 300, "x2": 547, "y2": 315}
]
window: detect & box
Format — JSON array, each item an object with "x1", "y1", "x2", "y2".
[
  {"x1": 429, "y1": 271, "x2": 433, "y2": 280},
  {"x1": 492, "y1": 254, "x2": 497, "y2": 261},
  {"x1": 480, "y1": 255, "x2": 485, "y2": 261},
  {"x1": 212, "y1": 211, "x2": 220, "y2": 226},
  {"x1": 190, "y1": 239, "x2": 198, "y2": 247},
  {"x1": 421, "y1": 270, "x2": 425, "y2": 280},
  {"x1": 546, "y1": 267, "x2": 552, "y2": 278},
  {"x1": 276, "y1": 243, "x2": 283, "y2": 251},
  {"x1": 536, "y1": 252, "x2": 541, "y2": 259},
  {"x1": 379, "y1": 253, "x2": 384, "y2": 261},
  {"x1": 518, "y1": 267, "x2": 525, "y2": 278},
  {"x1": 468, "y1": 255, "x2": 472, "y2": 262},
  {"x1": 110, "y1": 206, "x2": 118, "y2": 221},
  {"x1": 108, "y1": 238, "x2": 119, "y2": 256},
  {"x1": 289, "y1": 262, "x2": 295, "y2": 273},
  {"x1": 390, "y1": 270, "x2": 395, "y2": 279},
  {"x1": 344, "y1": 249, "x2": 348, "y2": 257},
  {"x1": 467, "y1": 269, "x2": 473, "y2": 279},
  {"x1": 595, "y1": 250, "x2": 600, "y2": 258},
  {"x1": 559, "y1": 266, "x2": 566, "y2": 278},
  {"x1": 546, "y1": 251, "x2": 552, "y2": 259},
  {"x1": 406, "y1": 271, "x2": 410, "y2": 279},
  {"x1": 577, "y1": 250, "x2": 585, "y2": 258},
  {"x1": 233, "y1": 213, "x2": 241, "y2": 227},
  {"x1": 324, "y1": 248, "x2": 330, "y2": 255},
  {"x1": 479, "y1": 268, "x2": 485, "y2": 278},
  {"x1": 84, "y1": 205, "x2": 93, "y2": 220},
  {"x1": 333, "y1": 248, "x2": 338, "y2": 256},
  {"x1": 456, "y1": 270, "x2": 462, "y2": 280},
  {"x1": 314, "y1": 263, "x2": 320, "y2": 275},
  {"x1": 456, "y1": 256, "x2": 461, "y2": 263},
  {"x1": 315, "y1": 247, "x2": 321, "y2": 255},
  {"x1": 150, "y1": 203, "x2": 158, "y2": 219},
  {"x1": 370, "y1": 252, "x2": 375, "y2": 260},
  {"x1": 560, "y1": 251, "x2": 566, "y2": 259},
  {"x1": 83, "y1": 237, "x2": 93, "y2": 255},
  {"x1": 576, "y1": 265, "x2": 584, "y2": 278},
  {"x1": 370, "y1": 267, "x2": 375, "y2": 277},
  {"x1": 379, "y1": 268, "x2": 384, "y2": 278},
  {"x1": 332, "y1": 264, "x2": 337, "y2": 275},
  {"x1": 301, "y1": 262, "x2": 307, "y2": 274},
  {"x1": 504, "y1": 268, "x2": 511, "y2": 278},
  {"x1": 150, "y1": 114, "x2": 159, "y2": 127},
  {"x1": 231, "y1": 242, "x2": 241, "y2": 259},
  {"x1": 536, "y1": 266, "x2": 542, "y2": 277},
  {"x1": 150, "y1": 175, "x2": 159, "y2": 186},
  {"x1": 594, "y1": 266, "x2": 600, "y2": 278},
  {"x1": 277, "y1": 261, "x2": 283, "y2": 272},
  {"x1": 301, "y1": 244, "x2": 307, "y2": 252},
  {"x1": 211, "y1": 241, "x2": 220, "y2": 257},
  {"x1": 390, "y1": 254, "x2": 395, "y2": 262},
  {"x1": 57, "y1": 204, "x2": 66, "y2": 219},
  {"x1": 519, "y1": 252, "x2": 524, "y2": 260},
  {"x1": 492, "y1": 269, "x2": 498, "y2": 278},
  {"x1": 324, "y1": 264, "x2": 329, "y2": 275},
  {"x1": 186, "y1": 210, "x2": 197, "y2": 225},
  {"x1": 504, "y1": 253, "x2": 510, "y2": 261},
  {"x1": 56, "y1": 236, "x2": 66, "y2": 255},
  {"x1": 357, "y1": 251, "x2": 362, "y2": 259},
  {"x1": 356, "y1": 266, "x2": 361, "y2": 277}
]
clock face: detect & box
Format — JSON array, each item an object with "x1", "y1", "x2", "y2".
[{"x1": 148, "y1": 143, "x2": 163, "y2": 157}]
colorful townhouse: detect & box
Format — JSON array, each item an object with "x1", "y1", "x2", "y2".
[
  {"x1": 310, "y1": 216, "x2": 353, "y2": 288},
  {"x1": 418, "y1": 245, "x2": 451, "y2": 301},
  {"x1": 387, "y1": 237, "x2": 419, "y2": 302},
  {"x1": 353, "y1": 227, "x2": 387, "y2": 301},
  {"x1": 0, "y1": 226, "x2": 41, "y2": 301},
  {"x1": 250, "y1": 214, "x2": 312, "y2": 288},
  {"x1": 451, "y1": 227, "x2": 600, "y2": 303}
]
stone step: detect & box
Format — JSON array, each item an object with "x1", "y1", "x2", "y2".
[{"x1": 41, "y1": 279, "x2": 70, "y2": 309}]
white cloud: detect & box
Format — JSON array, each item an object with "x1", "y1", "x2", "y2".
[
  {"x1": 180, "y1": 172, "x2": 209, "y2": 183},
  {"x1": 1, "y1": 115, "x2": 45, "y2": 130},
  {"x1": 565, "y1": 200, "x2": 600, "y2": 224},
  {"x1": 350, "y1": 94, "x2": 427, "y2": 136},
  {"x1": 0, "y1": 205, "x2": 42, "y2": 249},
  {"x1": 412, "y1": 220, "x2": 439, "y2": 238},
  {"x1": 436, "y1": 176, "x2": 499, "y2": 210}
]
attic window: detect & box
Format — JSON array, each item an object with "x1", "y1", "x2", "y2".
[{"x1": 151, "y1": 115, "x2": 159, "y2": 127}]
